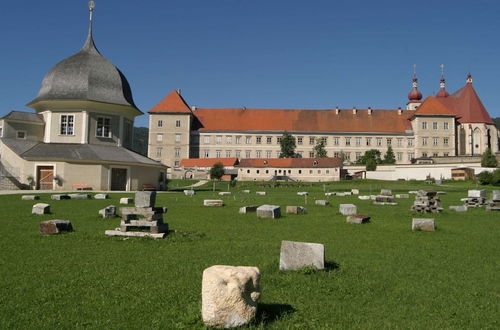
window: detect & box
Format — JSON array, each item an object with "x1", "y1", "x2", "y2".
[
  {"x1": 298, "y1": 170, "x2": 302, "y2": 174},
  {"x1": 226, "y1": 150, "x2": 232, "y2": 157},
  {"x1": 433, "y1": 152, "x2": 439, "y2": 157},
  {"x1": 277, "y1": 137, "x2": 282, "y2": 144},
  {"x1": 345, "y1": 137, "x2": 351, "y2": 146},
  {"x1": 60, "y1": 115, "x2": 75, "y2": 135},
  {"x1": 386, "y1": 138, "x2": 392, "y2": 146},
  {"x1": 376, "y1": 137, "x2": 382, "y2": 146},
  {"x1": 297, "y1": 137, "x2": 303, "y2": 145},
  {"x1": 175, "y1": 134, "x2": 181, "y2": 143},
  {"x1": 334, "y1": 137, "x2": 339, "y2": 146},
  {"x1": 0, "y1": 126, "x2": 3, "y2": 137},
  {"x1": 245, "y1": 150, "x2": 251, "y2": 158},
  {"x1": 216, "y1": 136, "x2": 222, "y2": 144},
  {"x1": 408, "y1": 138, "x2": 414, "y2": 147},
  {"x1": 155, "y1": 147, "x2": 162, "y2": 157},
  {"x1": 318, "y1": 170, "x2": 321, "y2": 174},
  {"x1": 204, "y1": 150, "x2": 210, "y2": 158},
  {"x1": 175, "y1": 120, "x2": 181, "y2": 128},
  {"x1": 432, "y1": 122, "x2": 438, "y2": 130},
  {"x1": 276, "y1": 151, "x2": 281, "y2": 158},
  {"x1": 422, "y1": 122, "x2": 428, "y2": 129},
  {"x1": 256, "y1": 136, "x2": 262, "y2": 144},
  {"x1": 175, "y1": 148, "x2": 181, "y2": 157},
  {"x1": 157, "y1": 134, "x2": 163, "y2": 142},
  {"x1": 174, "y1": 160, "x2": 180, "y2": 167},
  {"x1": 236, "y1": 150, "x2": 241, "y2": 158},
  {"x1": 334, "y1": 152, "x2": 340, "y2": 158},
  {"x1": 204, "y1": 136, "x2": 210, "y2": 144},
  {"x1": 256, "y1": 170, "x2": 260, "y2": 174},
  {"x1": 296, "y1": 151, "x2": 303, "y2": 158},
  {"x1": 355, "y1": 137, "x2": 361, "y2": 146},
  {"x1": 226, "y1": 136, "x2": 232, "y2": 144},
  {"x1": 397, "y1": 152, "x2": 402, "y2": 161},
  {"x1": 216, "y1": 150, "x2": 222, "y2": 158},
  {"x1": 266, "y1": 151, "x2": 272, "y2": 158},
  {"x1": 309, "y1": 170, "x2": 313, "y2": 174},
  {"x1": 16, "y1": 131, "x2": 26, "y2": 139},
  {"x1": 444, "y1": 122, "x2": 449, "y2": 130},
  {"x1": 422, "y1": 137, "x2": 428, "y2": 146},
  {"x1": 266, "y1": 137, "x2": 272, "y2": 144},
  {"x1": 444, "y1": 152, "x2": 449, "y2": 157},
  {"x1": 366, "y1": 137, "x2": 371, "y2": 146},
  {"x1": 422, "y1": 152, "x2": 428, "y2": 157},
  {"x1": 397, "y1": 138, "x2": 403, "y2": 147},
  {"x1": 235, "y1": 136, "x2": 241, "y2": 144},
  {"x1": 344, "y1": 152, "x2": 351, "y2": 160},
  {"x1": 256, "y1": 150, "x2": 261, "y2": 158},
  {"x1": 309, "y1": 137, "x2": 315, "y2": 145},
  {"x1": 157, "y1": 120, "x2": 163, "y2": 127},
  {"x1": 355, "y1": 152, "x2": 361, "y2": 161},
  {"x1": 309, "y1": 151, "x2": 315, "y2": 158},
  {"x1": 433, "y1": 137, "x2": 439, "y2": 146},
  {"x1": 408, "y1": 152, "x2": 414, "y2": 161},
  {"x1": 96, "y1": 117, "x2": 111, "y2": 137},
  {"x1": 326, "y1": 170, "x2": 330, "y2": 174},
  {"x1": 443, "y1": 137, "x2": 449, "y2": 146}
]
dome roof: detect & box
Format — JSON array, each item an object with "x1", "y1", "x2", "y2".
[
  {"x1": 407, "y1": 76, "x2": 422, "y2": 101},
  {"x1": 28, "y1": 29, "x2": 139, "y2": 111},
  {"x1": 436, "y1": 76, "x2": 449, "y2": 98}
]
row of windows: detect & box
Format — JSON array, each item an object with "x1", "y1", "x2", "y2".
[
  {"x1": 155, "y1": 147, "x2": 181, "y2": 157},
  {"x1": 421, "y1": 152, "x2": 450, "y2": 157},
  {"x1": 156, "y1": 133, "x2": 182, "y2": 143},
  {"x1": 59, "y1": 115, "x2": 112, "y2": 138},
  {"x1": 157, "y1": 119, "x2": 182, "y2": 128},
  {"x1": 421, "y1": 137, "x2": 449, "y2": 147},
  {"x1": 421, "y1": 121, "x2": 450, "y2": 130},
  {"x1": 242, "y1": 168, "x2": 335, "y2": 175}
]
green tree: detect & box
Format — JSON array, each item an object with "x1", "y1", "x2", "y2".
[
  {"x1": 279, "y1": 132, "x2": 297, "y2": 158},
  {"x1": 366, "y1": 158, "x2": 377, "y2": 171},
  {"x1": 357, "y1": 149, "x2": 382, "y2": 165},
  {"x1": 481, "y1": 148, "x2": 498, "y2": 168},
  {"x1": 383, "y1": 146, "x2": 396, "y2": 164},
  {"x1": 314, "y1": 138, "x2": 327, "y2": 158},
  {"x1": 209, "y1": 163, "x2": 224, "y2": 180}
]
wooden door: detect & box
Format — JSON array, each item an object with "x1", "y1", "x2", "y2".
[
  {"x1": 37, "y1": 166, "x2": 54, "y2": 190},
  {"x1": 111, "y1": 168, "x2": 127, "y2": 191}
]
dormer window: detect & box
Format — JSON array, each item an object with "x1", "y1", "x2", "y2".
[
  {"x1": 16, "y1": 131, "x2": 26, "y2": 139},
  {"x1": 60, "y1": 115, "x2": 74, "y2": 135},
  {"x1": 96, "y1": 117, "x2": 111, "y2": 138}
]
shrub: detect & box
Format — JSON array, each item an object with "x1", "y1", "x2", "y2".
[{"x1": 481, "y1": 148, "x2": 498, "y2": 168}]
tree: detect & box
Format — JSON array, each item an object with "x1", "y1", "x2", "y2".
[
  {"x1": 314, "y1": 138, "x2": 327, "y2": 158},
  {"x1": 279, "y1": 132, "x2": 296, "y2": 158},
  {"x1": 366, "y1": 158, "x2": 377, "y2": 171},
  {"x1": 357, "y1": 149, "x2": 382, "y2": 165},
  {"x1": 481, "y1": 148, "x2": 498, "y2": 168},
  {"x1": 383, "y1": 146, "x2": 396, "y2": 164},
  {"x1": 210, "y1": 162, "x2": 224, "y2": 180}
]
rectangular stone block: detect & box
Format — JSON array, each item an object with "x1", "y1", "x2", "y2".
[
  {"x1": 297, "y1": 192, "x2": 308, "y2": 196},
  {"x1": 351, "y1": 189, "x2": 359, "y2": 195},
  {"x1": 256, "y1": 191, "x2": 266, "y2": 196},
  {"x1": 492, "y1": 190, "x2": 500, "y2": 202},
  {"x1": 94, "y1": 194, "x2": 108, "y2": 199},
  {"x1": 279, "y1": 240, "x2": 325, "y2": 271},
  {"x1": 204, "y1": 199, "x2": 224, "y2": 207},
  {"x1": 256, "y1": 205, "x2": 281, "y2": 219},
  {"x1": 68, "y1": 193, "x2": 90, "y2": 199},
  {"x1": 105, "y1": 230, "x2": 165, "y2": 239},
  {"x1": 241, "y1": 190, "x2": 250, "y2": 193},
  {"x1": 51, "y1": 194, "x2": 70, "y2": 200},
  {"x1": 119, "y1": 197, "x2": 133, "y2": 205},
  {"x1": 468, "y1": 189, "x2": 486, "y2": 198},
  {"x1": 135, "y1": 191, "x2": 156, "y2": 208},
  {"x1": 324, "y1": 192, "x2": 335, "y2": 196},
  {"x1": 395, "y1": 194, "x2": 409, "y2": 199},
  {"x1": 183, "y1": 190, "x2": 195, "y2": 196},
  {"x1": 346, "y1": 214, "x2": 370, "y2": 224},
  {"x1": 339, "y1": 203, "x2": 357, "y2": 215},
  {"x1": 121, "y1": 207, "x2": 165, "y2": 221},
  {"x1": 336, "y1": 193, "x2": 346, "y2": 197},
  {"x1": 99, "y1": 205, "x2": 116, "y2": 218},
  {"x1": 40, "y1": 220, "x2": 73, "y2": 235},
  {"x1": 286, "y1": 206, "x2": 307, "y2": 214},
  {"x1": 380, "y1": 189, "x2": 392, "y2": 196},
  {"x1": 412, "y1": 218, "x2": 435, "y2": 232},
  {"x1": 449, "y1": 205, "x2": 467, "y2": 212},
  {"x1": 22, "y1": 195, "x2": 40, "y2": 200},
  {"x1": 315, "y1": 200, "x2": 329, "y2": 206},
  {"x1": 32, "y1": 203, "x2": 50, "y2": 215},
  {"x1": 239, "y1": 206, "x2": 258, "y2": 214},
  {"x1": 218, "y1": 192, "x2": 231, "y2": 196},
  {"x1": 358, "y1": 195, "x2": 371, "y2": 200}
]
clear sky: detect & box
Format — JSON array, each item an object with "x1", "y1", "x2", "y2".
[{"x1": 1, "y1": 0, "x2": 499, "y2": 127}]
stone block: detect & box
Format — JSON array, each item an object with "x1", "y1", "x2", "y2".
[
  {"x1": 204, "y1": 199, "x2": 224, "y2": 207},
  {"x1": 22, "y1": 195, "x2": 40, "y2": 200},
  {"x1": 183, "y1": 190, "x2": 195, "y2": 196},
  {"x1": 219, "y1": 192, "x2": 231, "y2": 196},
  {"x1": 135, "y1": 191, "x2": 156, "y2": 208},
  {"x1": 358, "y1": 195, "x2": 371, "y2": 200},
  {"x1": 412, "y1": 218, "x2": 435, "y2": 232},
  {"x1": 315, "y1": 200, "x2": 329, "y2": 206},
  {"x1": 409, "y1": 191, "x2": 418, "y2": 194},
  {"x1": 492, "y1": 190, "x2": 500, "y2": 202},
  {"x1": 256, "y1": 205, "x2": 281, "y2": 219},
  {"x1": 94, "y1": 194, "x2": 108, "y2": 199},
  {"x1": 68, "y1": 193, "x2": 90, "y2": 199},
  {"x1": 39, "y1": 220, "x2": 73, "y2": 235},
  {"x1": 297, "y1": 192, "x2": 308, "y2": 196},
  {"x1": 105, "y1": 229, "x2": 165, "y2": 239},
  {"x1": 395, "y1": 194, "x2": 409, "y2": 199},
  {"x1": 202, "y1": 265, "x2": 260, "y2": 328},
  {"x1": 279, "y1": 240, "x2": 325, "y2": 271},
  {"x1": 336, "y1": 193, "x2": 346, "y2": 197},
  {"x1": 346, "y1": 214, "x2": 370, "y2": 224},
  {"x1": 324, "y1": 192, "x2": 335, "y2": 196},
  {"x1": 239, "y1": 206, "x2": 258, "y2": 214},
  {"x1": 241, "y1": 190, "x2": 250, "y2": 193},
  {"x1": 468, "y1": 189, "x2": 486, "y2": 198},
  {"x1": 50, "y1": 194, "x2": 70, "y2": 200},
  {"x1": 351, "y1": 189, "x2": 359, "y2": 195},
  {"x1": 339, "y1": 203, "x2": 357, "y2": 215},
  {"x1": 449, "y1": 205, "x2": 467, "y2": 212},
  {"x1": 32, "y1": 203, "x2": 50, "y2": 215},
  {"x1": 119, "y1": 197, "x2": 133, "y2": 205},
  {"x1": 99, "y1": 205, "x2": 116, "y2": 218},
  {"x1": 256, "y1": 191, "x2": 266, "y2": 196},
  {"x1": 286, "y1": 206, "x2": 307, "y2": 214},
  {"x1": 417, "y1": 190, "x2": 437, "y2": 198},
  {"x1": 380, "y1": 189, "x2": 392, "y2": 196}
]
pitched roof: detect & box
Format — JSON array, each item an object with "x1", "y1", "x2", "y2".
[
  {"x1": 149, "y1": 90, "x2": 192, "y2": 113},
  {"x1": 437, "y1": 83, "x2": 494, "y2": 125},
  {"x1": 192, "y1": 108, "x2": 414, "y2": 133},
  {"x1": 238, "y1": 157, "x2": 342, "y2": 168},
  {"x1": 413, "y1": 96, "x2": 455, "y2": 116},
  {"x1": 1, "y1": 111, "x2": 44, "y2": 123},
  {"x1": 180, "y1": 157, "x2": 239, "y2": 167}
]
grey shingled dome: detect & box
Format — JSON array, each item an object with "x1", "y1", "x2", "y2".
[{"x1": 29, "y1": 29, "x2": 138, "y2": 110}]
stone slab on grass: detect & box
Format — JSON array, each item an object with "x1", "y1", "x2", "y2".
[
  {"x1": 241, "y1": 190, "x2": 250, "y2": 194},
  {"x1": 94, "y1": 194, "x2": 108, "y2": 199},
  {"x1": 315, "y1": 200, "x2": 329, "y2": 206},
  {"x1": 286, "y1": 206, "x2": 307, "y2": 214},
  {"x1": 105, "y1": 229, "x2": 165, "y2": 239},
  {"x1": 135, "y1": 191, "x2": 156, "y2": 208},
  {"x1": 339, "y1": 204, "x2": 357, "y2": 215},
  {"x1": 51, "y1": 194, "x2": 70, "y2": 200},
  {"x1": 358, "y1": 195, "x2": 371, "y2": 200},
  {"x1": 239, "y1": 206, "x2": 258, "y2": 214},
  {"x1": 32, "y1": 203, "x2": 50, "y2": 215},
  {"x1": 119, "y1": 197, "x2": 133, "y2": 205},
  {"x1": 380, "y1": 189, "x2": 392, "y2": 196},
  {"x1": 22, "y1": 195, "x2": 40, "y2": 200},
  {"x1": 346, "y1": 214, "x2": 370, "y2": 224},
  {"x1": 492, "y1": 190, "x2": 500, "y2": 202},
  {"x1": 183, "y1": 190, "x2": 195, "y2": 196},
  {"x1": 99, "y1": 205, "x2": 116, "y2": 218},
  {"x1": 412, "y1": 218, "x2": 435, "y2": 232},
  {"x1": 40, "y1": 220, "x2": 73, "y2": 235},
  {"x1": 204, "y1": 199, "x2": 224, "y2": 207},
  {"x1": 256, "y1": 205, "x2": 281, "y2": 219},
  {"x1": 468, "y1": 190, "x2": 486, "y2": 198},
  {"x1": 219, "y1": 192, "x2": 231, "y2": 196},
  {"x1": 449, "y1": 205, "x2": 467, "y2": 212},
  {"x1": 297, "y1": 192, "x2": 308, "y2": 196},
  {"x1": 256, "y1": 191, "x2": 266, "y2": 196},
  {"x1": 351, "y1": 189, "x2": 359, "y2": 195},
  {"x1": 202, "y1": 265, "x2": 260, "y2": 328},
  {"x1": 68, "y1": 193, "x2": 91, "y2": 199},
  {"x1": 395, "y1": 194, "x2": 409, "y2": 199},
  {"x1": 279, "y1": 240, "x2": 325, "y2": 271}
]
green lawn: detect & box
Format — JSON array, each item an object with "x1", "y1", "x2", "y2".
[{"x1": 0, "y1": 180, "x2": 498, "y2": 329}]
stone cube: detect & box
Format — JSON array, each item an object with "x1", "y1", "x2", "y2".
[
  {"x1": 315, "y1": 200, "x2": 329, "y2": 206},
  {"x1": 22, "y1": 195, "x2": 40, "y2": 200},
  {"x1": 135, "y1": 191, "x2": 156, "y2": 208},
  {"x1": 346, "y1": 214, "x2": 370, "y2": 224},
  {"x1": 32, "y1": 203, "x2": 50, "y2": 215},
  {"x1": 202, "y1": 265, "x2": 260, "y2": 328},
  {"x1": 94, "y1": 194, "x2": 108, "y2": 199},
  {"x1": 279, "y1": 240, "x2": 325, "y2": 271},
  {"x1": 256, "y1": 205, "x2": 281, "y2": 219},
  {"x1": 339, "y1": 203, "x2": 357, "y2": 215},
  {"x1": 412, "y1": 218, "x2": 435, "y2": 232},
  {"x1": 239, "y1": 206, "x2": 258, "y2": 214},
  {"x1": 120, "y1": 197, "x2": 133, "y2": 205},
  {"x1": 204, "y1": 199, "x2": 224, "y2": 207},
  {"x1": 39, "y1": 220, "x2": 73, "y2": 235},
  {"x1": 468, "y1": 190, "x2": 486, "y2": 198},
  {"x1": 286, "y1": 206, "x2": 307, "y2": 214},
  {"x1": 99, "y1": 205, "x2": 116, "y2": 218}
]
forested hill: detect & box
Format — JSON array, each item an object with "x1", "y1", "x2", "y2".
[
  {"x1": 494, "y1": 117, "x2": 500, "y2": 128},
  {"x1": 132, "y1": 127, "x2": 148, "y2": 156}
]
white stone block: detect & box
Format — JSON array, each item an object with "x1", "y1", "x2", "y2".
[
  {"x1": 204, "y1": 200, "x2": 224, "y2": 207},
  {"x1": 256, "y1": 205, "x2": 281, "y2": 218},
  {"x1": 339, "y1": 203, "x2": 357, "y2": 215},
  {"x1": 279, "y1": 240, "x2": 325, "y2": 271}
]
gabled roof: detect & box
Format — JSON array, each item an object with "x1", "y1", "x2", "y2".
[
  {"x1": 437, "y1": 83, "x2": 494, "y2": 125},
  {"x1": 1, "y1": 111, "x2": 44, "y2": 123},
  {"x1": 413, "y1": 96, "x2": 455, "y2": 116},
  {"x1": 149, "y1": 90, "x2": 192, "y2": 114},
  {"x1": 180, "y1": 157, "x2": 239, "y2": 167},
  {"x1": 192, "y1": 108, "x2": 414, "y2": 133},
  {"x1": 238, "y1": 157, "x2": 342, "y2": 168}
]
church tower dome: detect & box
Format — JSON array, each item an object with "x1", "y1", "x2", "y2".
[{"x1": 407, "y1": 76, "x2": 423, "y2": 101}]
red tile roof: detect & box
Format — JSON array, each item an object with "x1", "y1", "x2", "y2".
[
  {"x1": 180, "y1": 157, "x2": 239, "y2": 167},
  {"x1": 436, "y1": 83, "x2": 494, "y2": 124},
  {"x1": 193, "y1": 108, "x2": 414, "y2": 133},
  {"x1": 149, "y1": 90, "x2": 192, "y2": 114},
  {"x1": 413, "y1": 96, "x2": 455, "y2": 116},
  {"x1": 238, "y1": 158, "x2": 342, "y2": 168}
]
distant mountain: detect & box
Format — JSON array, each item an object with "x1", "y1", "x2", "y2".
[
  {"x1": 132, "y1": 127, "x2": 148, "y2": 156},
  {"x1": 494, "y1": 117, "x2": 500, "y2": 128}
]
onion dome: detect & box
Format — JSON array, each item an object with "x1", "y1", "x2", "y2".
[
  {"x1": 27, "y1": 2, "x2": 139, "y2": 113},
  {"x1": 436, "y1": 76, "x2": 449, "y2": 98},
  {"x1": 407, "y1": 76, "x2": 423, "y2": 101}
]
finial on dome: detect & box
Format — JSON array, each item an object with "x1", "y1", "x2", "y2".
[
  {"x1": 88, "y1": 1, "x2": 95, "y2": 35},
  {"x1": 436, "y1": 64, "x2": 449, "y2": 98},
  {"x1": 407, "y1": 65, "x2": 422, "y2": 101},
  {"x1": 466, "y1": 73, "x2": 473, "y2": 84}
]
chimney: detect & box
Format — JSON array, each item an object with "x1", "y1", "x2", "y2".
[
  {"x1": 335, "y1": 107, "x2": 339, "y2": 115},
  {"x1": 368, "y1": 107, "x2": 372, "y2": 115},
  {"x1": 352, "y1": 107, "x2": 357, "y2": 115},
  {"x1": 398, "y1": 107, "x2": 402, "y2": 115},
  {"x1": 191, "y1": 105, "x2": 197, "y2": 111}
]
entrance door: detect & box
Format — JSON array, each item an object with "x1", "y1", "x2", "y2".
[
  {"x1": 37, "y1": 166, "x2": 54, "y2": 190},
  {"x1": 111, "y1": 168, "x2": 127, "y2": 191}
]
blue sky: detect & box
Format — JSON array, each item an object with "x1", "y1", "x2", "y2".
[{"x1": 1, "y1": 0, "x2": 499, "y2": 127}]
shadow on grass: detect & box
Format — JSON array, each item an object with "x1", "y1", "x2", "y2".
[
  {"x1": 255, "y1": 303, "x2": 296, "y2": 325},
  {"x1": 325, "y1": 261, "x2": 340, "y2": 272}
]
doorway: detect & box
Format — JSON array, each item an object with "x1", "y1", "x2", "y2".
[
  {"x1": 111, "y1": 168, "x2": 127, "y2": 191},
  {"x1": 37, "y1": 166, "x2": 54, "y2": 190}
]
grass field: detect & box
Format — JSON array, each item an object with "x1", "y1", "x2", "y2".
[{"x1": 0, "y1": 180, "x2": 498, "y2": 329}]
